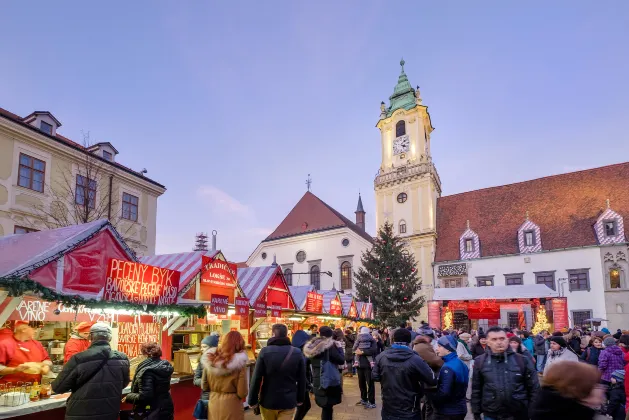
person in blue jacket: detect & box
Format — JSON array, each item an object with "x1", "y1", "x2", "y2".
[{"x1": 428, "y1": 335, "x2": 469, "y2": 420}]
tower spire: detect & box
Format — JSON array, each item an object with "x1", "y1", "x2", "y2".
[{"x1": 355, "y1": 193, "x2": 366, "y2": 231}]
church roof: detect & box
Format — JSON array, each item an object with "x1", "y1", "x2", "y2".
[
  {"x1": 264, "y1": 191, "x2": 373, "y2": 243},
  {"x1": 384, "y1": 59, "x2": 418, "y2": 118},
  {"x1": 356, "y1": 194, "x2": 365, "y2": 213},
  {"x1": 435, "y1": 162, "x2": 629, "y2": 262}
]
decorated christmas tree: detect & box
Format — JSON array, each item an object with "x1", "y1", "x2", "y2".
[
  {"x1": 354, "y1": 221, "x2": 424, "y2": 327},
  {"x1": 531, "y1": 305, "x2": 551, "y2": 335}
]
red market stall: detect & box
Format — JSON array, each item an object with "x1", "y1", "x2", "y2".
[
  {"x1": 340, "y1": 294, "x2": 358, "y2": 319},
  {"x1": 0, "y1": 220, "x2": 195, "y2": 420}
]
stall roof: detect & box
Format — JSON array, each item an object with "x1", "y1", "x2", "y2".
[
  {"x1": 239, "y1": 265, "x2": 296, "y2": 309},
  {"x1": 289, "y1": 285, "x2": 315, "y2": 310},
  {"x1": 0, "y1": 219, "x2": 135, "y2": 278},
  {"x1": 140, "y1": 250, "x2": 219, "y2": 291},
  {"x1": 356, "y1": 302, "x2": 373, "y2": 319},
  {"x1": 318, "y1": 289, "x2": 340, "y2": 314},
  {"x1": 432, "y1": 284, "x2": 558, "y2": 301},
  {"x1": 340, "y1": 294, "x2": 355, "y2": 316}
]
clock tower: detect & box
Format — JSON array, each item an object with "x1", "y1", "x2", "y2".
[{"x1": 374, "y1": 59, "x2": 441, "y2": 323}]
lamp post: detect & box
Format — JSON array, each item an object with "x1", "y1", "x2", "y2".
[{"x1": 558, "y1": 277, "x2": 568, "y2": 297}]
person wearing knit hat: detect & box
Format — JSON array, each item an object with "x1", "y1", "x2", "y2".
[
  {"x1": 430, "y1": 334, "x2": 469, "y2": 418},
  {"x1": 63, "y1": 322, "x2": 95, "y2": 363},
  {"x1": 606, "y1": 369, "x2": 626, "y2": 420},
  {"x1": 543, "y1": 335, "x2": 579, "y2": 376},
  {"x1": 372, "y1": 326, "x2": 436, "y2": 419},
  {"x1": 352, "y1": 326, "x2": 377, "y2": 408},
  {"x1": 194, "y1": 332, "x2": 220, "y2": 405},
  {"x1": 599, "y1": 337, "x2": 625, "y2": 385}
]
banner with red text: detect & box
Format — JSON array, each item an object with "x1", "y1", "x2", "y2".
[
  {"x1": 305, "y1": 291, "x2": 323, "y2": 313},
  {"x1": 329, "y1": 297, "x2": 342, "y2": 316},
  {"x1": 271, "y1": 303, "x2": 282, "y2": 318},
  {"x1": 427, "y1": 301, "x2": 441, "y2": 328},
  {"x1": 254, "y1": 300, "x2": 267, "y2": 317},
  {"x1": 235, "y1": 297, "x2": 250, "y2": 316},
  {"x1": 210, "y1": 294, "x2": 229, "y2": 315},
  {"x1": 552, "y1": 297, "x2": 569, "y2": 331},
  {"x1": 104, "y1": 259, "x2": 179, "y2": 305},
  {"x1": 117, "y1": 322, "x2": 161, "y2": 358},
  {"x1": 199, "y1": 257, "x2": 237, "y2": 302}
]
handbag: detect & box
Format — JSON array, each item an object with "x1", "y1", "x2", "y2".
[
  {"x1": 319, "y1": 348, "x2": 341, "y2": 390},
  {"x1": 192, "y1": 399, "x2": 208, "y2": 419},
  {"x1": 252, "y1": 346, "x2": 295, "y2": 415}
]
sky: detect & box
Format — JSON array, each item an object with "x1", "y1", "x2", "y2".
[{"x1": 1, "y1": 2, "x2": 628, "y2": 261}]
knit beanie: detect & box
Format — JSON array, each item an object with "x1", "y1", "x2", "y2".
[
  {"x1": 603, "y1": 337, "x2": 617, "y2": 348},
  {"x1": 360, "y1": 326, "x2": 370, "y2": 335},
  {"x1": 202, "y1": 332, "x2": 220, "y2": 348},
  {"x1": 437, "y1": 335, "x2": 458, "y2": 353},
  {"x1": 393, "y1": 328, "x2": 412, "y2": 344},
  {"x1": 459, "y1": 333, "x2": 471, "y2": 342},
  {"x1": 418, "y1": 324, "x2": 435, "y2": 338},
  {"x1": 549, "y1": 336, "x2": 567, "y2": 348},
  {"x1": 612, "y1": 369, "x2": 625, "y2": 383},
  {"x1": 319, "y1": 326, "x2": 333, "y2": 338}
]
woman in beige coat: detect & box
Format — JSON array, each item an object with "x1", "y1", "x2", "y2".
[{"x1": 202, "y1": 331, "x2": 249, "y2": 420}]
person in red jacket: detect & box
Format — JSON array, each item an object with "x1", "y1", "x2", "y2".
[
  {"x1": 63, "y1": 322, "x2": 94, "y2": 363},
  {"x1": 0, "y1": 322, "x2": 51, "y2": 385}
]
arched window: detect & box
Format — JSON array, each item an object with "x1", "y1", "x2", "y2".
[
  {"x1": 610, "y1": 267, "x2": 621, "y2": 289},
  {"x1": 399, "y1": 220, "x2": 407, "y2": 234},
  {"x1": 310, "y1": 265, "x2": 320, "y2": 289},
  {"x1": 396, "y1": 120, "x2": 406, "y2": 137},
  {"x1": 284, "y1": 268, "x2": 293, "y2": 286},
  {"x1": 341, "y1": 262, "x2": 352, "y2": 290}
]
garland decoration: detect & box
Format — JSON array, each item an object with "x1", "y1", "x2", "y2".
[{"x1": 0, "y1": 276, "x2": 206, "y2": 318}]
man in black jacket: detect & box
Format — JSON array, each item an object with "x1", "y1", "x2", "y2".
[
  {"x1": 343, "y1": 327, "x2": 356, "y2": 377},
  {"x1": 52, "y1": 323, "x2": 130, "y2": 420},
  {"x1": 373, "y1": 328, "x2": 436, "y2": 420},
  {"x1": 471, "y1": 327, "x2": 539, "y2": 420},
  {"x1": 248, "y1": 324, "x2": 307, "y2": 419},
  {"x1": 533, "y1": 331, "x2": 549, "y2": 373}
]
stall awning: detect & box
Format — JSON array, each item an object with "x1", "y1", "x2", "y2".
[
  {"x1": 289, "y1": 285, "x2": 315, "y2": 310},
  {"x1": 433, "y1": 284, "x2": 558, "y2": 301},
  {"x1": 141, "y1": 250, "x2": 219, "y2": 292},
  {"x1": 356, "y1": 302, "x2": 373, "y2": 319},
  {"x1": 239, "y1": 266, "x2": 296, "y2": 310},
  {"x1": 340, "y1": 294, "x2": 357, "y2": 318},
  {"x1": 318, "y1": 290, "x2": 343, "y2": 316}
]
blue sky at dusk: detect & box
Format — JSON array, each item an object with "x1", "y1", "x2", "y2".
[{"x1": 1, "y1": 2, "x2": 628, "y2": 261}]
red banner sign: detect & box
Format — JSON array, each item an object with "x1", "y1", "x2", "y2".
[
  {"x1": 329, "y1": 297, "x2": 342, "y2": 316},
  {"x1": 118, "y1": 322, "x2": 161, "y2": 358},
  {"x1": 271, "y1": 303, "x2": 282, "y2": 318},
  {"x1": 210, "y1": 294, "x2": 229, "y2": 315},
  {"x1": 201, "y1": 257, "x2": 237, "y2": 288},
  {"x1": 428, "y1": 301, "x2": 441, "y2": 328},
  {"x1": 552, "y1": 297, "x2": 569, "y2": 331},
  {"x1": 235, "y1": 297, "x2": 249, "y2": 316},
  {"x1": 348, "y1": 303, "x2": 357, "y2": 319},
  {"x1": 254, "y1": 300, "x2": 267, "y2": 317},
  {"x1": 104, "y1": 259, "x2": 180, "y2": 305},
  {"x1": 305, "y1": 291, "x2": 323, "y2": 313}
]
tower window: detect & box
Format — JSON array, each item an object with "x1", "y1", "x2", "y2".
[
  {"x1": 464, "y1": 238, "x2": 474, "y2": 253},
  {"x1": 524, "y1": 230, "x2": 536, "y2": 246},
  {"x1": 610, "y1": 268, "x2": 621, "y2": 289},
  {"x1": 342, "y1": 238, "x2": 350, "y2": 247},
  {"x1": 604, "y1": 220, "x2": 617, "y2": 236},
  {"x1": 261, "y1": 252, "x2": 267, "y2": 260},
  {"x1": 399, "y1": 221, "x2": 407, "y2": 234},
  {"x1": 396, "y1": 120, "x2": 406, "y2": 137},
  {"x1": 397, "y1": 192, "x2": 407, "y2": 203}
]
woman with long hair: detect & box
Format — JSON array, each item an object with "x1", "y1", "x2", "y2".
[
  {"x1": 202, "y1": 331, "x2": 249, "y2": 420},
  {"x1": 580, "y1": 336, "x2": 603, "y2": 366},
  {"x1": 124, "y1": 342, "x2": 175, "y2": 420}
]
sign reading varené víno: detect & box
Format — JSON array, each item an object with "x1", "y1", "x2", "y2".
[{"x1": 104, "y1": 259, "x2": 180, "y2": 305}]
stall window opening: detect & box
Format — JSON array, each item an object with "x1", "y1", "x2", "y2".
[
  {"x1": 122, "y1": 192, "x2": 139, "y2": 221},
  {"x1": 310, "y1": 265, "x2": 320, "y2": 289}
]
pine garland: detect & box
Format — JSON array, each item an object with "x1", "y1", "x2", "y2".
[{"x1": 0, "y1": 276, "x2": 206, "y2": 318}]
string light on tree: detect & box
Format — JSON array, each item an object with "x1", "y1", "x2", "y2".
[
  {"x1": 443, "y1": 307, "x2": 453, "y2": 330},
  {"x1": 532, "y1": 305, "x2": 551, "y2": 335}
]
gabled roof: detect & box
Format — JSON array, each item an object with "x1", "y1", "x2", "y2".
[
  {"x1": 264, "y1": 191, "x2": 373, "y2": 243},
  {"x1": 87, "y1": 142, "x2": 119, "y2": 155},
  {"x1": 140, "y1": 250, "x2": 220, "y2": 292},
  {"x1": 23, "y1": 111, "x2": 62, "y2": 126},
  {"x1": 435, "y1": 162, "x2": 629, "y2": 262}
]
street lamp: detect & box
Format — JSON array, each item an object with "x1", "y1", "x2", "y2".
[{"x1": 557, "y1": 278, "x2": 568, "y2": 297}]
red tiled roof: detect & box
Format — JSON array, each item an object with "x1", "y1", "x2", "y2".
[
  {"x1": 0, "y1": 107, "x2": 165, "y2": 189},
  {"x1": 235, "y1": 261, "x2": 249, "y2": 268},
  {"x1": 264, "y1": 191, "x2": 374, "y2": 243},
  {"x1": 435, "y1": 162, "x2": 629, "y2": 262}
]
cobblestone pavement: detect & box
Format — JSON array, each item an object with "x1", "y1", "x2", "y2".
[{"x1": 245, "y1": 374, "x2": 474, "y2": 420}]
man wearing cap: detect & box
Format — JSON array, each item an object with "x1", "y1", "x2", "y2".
[
  {"x1": 53, "y1": 322, "x2": 130, "y2": 420},
  {"x1": 0, "y1": 321, "x2": 52, "y2": 385},
  {"x1": 64, "y1": 322, "x2": 94, "y2": 363},
  {"x1": 372, "y1": 328, "x2": 436, "y2": 420}
]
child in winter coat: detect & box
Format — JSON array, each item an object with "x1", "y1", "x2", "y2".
[
  {"x1": 606, "y1": 370, "x2": 626, "y2": 420},
  {"x1": 353, "y1": 327, "x2": 376, "y2": 367}
]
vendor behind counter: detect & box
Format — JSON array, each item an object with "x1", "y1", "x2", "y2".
[
  {"x1": 0, "y1": 321, "x2": 52, "y2": 385},
  {"x1": 64, "y1": 322, "x2": 94, "y2": 363}
]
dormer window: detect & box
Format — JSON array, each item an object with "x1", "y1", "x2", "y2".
[
  {"x1": 524, "y1": 230, "x2": 536, "y2": 246},
  {"x1": 518, "y1": 218, "x2": 542, "y2": 254},
  {"x1": 87, "y1": 142, "x2": 119, "y2": 163},
  {"x1": 40, "y1": 121, "x2": 53, "y2": 135},
  {"x1": 459, "y1": 222, "x2": 480, "y2": 260},
  {"x1": 103, "y1": 150, "x2": 113, "y2": 161},
  {"x1": 464, "y1": 238, "x2": 474, "y2": 252},
  {"x1": 605, "y1": 220, "x2": 617, "y2": 237},
  {"x1": 396, "y1": 120, "x2": 406, "y2": 137}
]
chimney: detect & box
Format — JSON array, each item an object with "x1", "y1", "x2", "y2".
[{"x1": 355, "y1": 193, "x2": 365, "y2": 231}]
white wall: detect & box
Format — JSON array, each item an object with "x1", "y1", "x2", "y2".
[
  {"x1": 434, "y1": 247, "x2": 608, "y2": 327},
  {"x1": 247, "y1": 227, "x2": 372, "y2": 292}
]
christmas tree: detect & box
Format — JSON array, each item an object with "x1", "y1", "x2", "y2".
[
  {"x1": 531, "y1": 306, "x2": 551, "y2": 335},
  {"x1": 354, "y1": 221, "x2": 424, "y2": 327}
]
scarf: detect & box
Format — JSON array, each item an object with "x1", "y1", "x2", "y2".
[
  {"x1": 457, "y1": 339, "x2": 471, "y2": 355},
  {"x1": 549, "y1": 347, "x2": 565, "y2": 359},
  {"x1": 442, "y1": 352, "x2": 469, "y2": 384}
]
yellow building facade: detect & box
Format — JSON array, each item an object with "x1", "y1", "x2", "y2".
[
  {"x1": 374, "y1": 61, "x2": 441, "y2": 323},
  {"x1": 0, "y1": 108, "x2": 165, "y2": 257}
]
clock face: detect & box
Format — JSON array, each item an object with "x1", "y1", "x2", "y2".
[{"x1": 393, "y1": 135, "x2": 410, "y2": 155}]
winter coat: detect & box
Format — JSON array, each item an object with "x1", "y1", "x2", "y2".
[
  {"x1": 470, "y1": 342, "x2": 487, "y2": 359},
  {"x1": 599, "y1": 345, "x2": 625, "y2": 382},
  {"x1": 625, "y1": 363, "x2": 629, "y2": 413},
  {"x1": 543, "y1": 348, "x2": 579, "y2": 376},
  {"x1": 372, "y1": 345, "x2": 436, "y2": 419},
  {"x1": 533, "y1": 335, "x2": 548, "y2": 356},
  {"x1": 202, "y1": 349, "x2": 248, "y2": 420},
  {"x1": 125, "y1": 358, "x2": 174, "y2": 420},
  {"x1": 580, "y1": 346, "x2": 602, "y2": 366},
  {"x1": 343, "y1": 333, "x2": 355, "y2": 363},
  {"x1": 427, "y1": 352, "x2": 467, "y2": 416},
  {"x1": 607, "y1": 382, "x2": 626, "y2": 420},
  {"x1": 456, "y1": 341, "x2": 472, "y2": 368},
  {"x1": 569, "y1": 337, "x2": 582, "y2": 356},
  {"x1": 522, "y1": 337, "x2": 535, "y2": 355},
  {"x1": 412, "y1": 338, "x2": 443, "y2": 373},
  {"x1": 194, "y1": 352, "x2": 209, "y2": 401},
  {"x1": 352, "y1": 333, "x2": 377, "y2": 368},
  {"x1": 248, "y1": 336, "x2": 306, "y2": 410},
  {"x1": 303, "y1": 337, "x2": 345, "y2": 408},
  {"x1": 471, "y1": 348, "x2": 540, "y2": 419},
  {"x1": 51, "y1": 341, "x2": 130, "y2": 420},
  {"x1": 531, "y1": 387, "x2": 597, "y2": 420}
]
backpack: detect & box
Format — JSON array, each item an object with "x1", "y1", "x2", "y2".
[
  {"x1": 319, "y1": 349, "x2": 341, "y2": 390},
  {"x1": 476, "y1": 351, "x2": 526, "y2": 375}
]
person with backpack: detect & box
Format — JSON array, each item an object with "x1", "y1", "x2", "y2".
[
  {"x1": 303, "y1": 326, "x2": 345, "y2": 420},
  {"x1": 372, "y1": 328, "x2": 436, "y2": 420},
  {"x1": 248, "y1": 324, "x2": 306, "y2": 420},
  {"x1": 471, "y1": 327, "x2": 539, "y2": 420}
]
